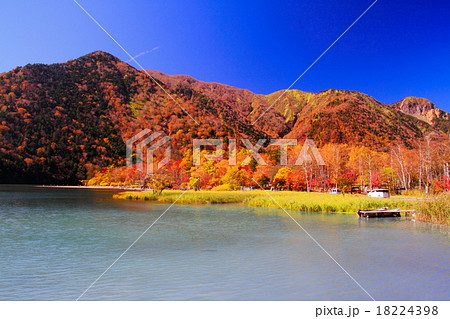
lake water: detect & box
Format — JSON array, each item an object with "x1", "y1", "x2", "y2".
[{"x1": 0, "y1": 185, "x2": 449, "y2": 301}]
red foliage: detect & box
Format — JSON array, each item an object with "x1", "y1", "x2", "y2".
[{"x1": 434, "y1": 176, "x2": 450, "y2": 191}]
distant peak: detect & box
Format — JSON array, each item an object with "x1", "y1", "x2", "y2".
[
  {"x1": 390, "y1": 96, "x2": 446, "y2": 125},
  {"x1": 400, "y1": 96, "x2": 434, "y2": 105},
  {"x1": 394, "y1": 96, "x2": 436, "y2": 112},
  {"x1": 78, "y1": 51, "x2": 122, "y2": 63},
  {"x1": 86, "y1": 51, "x2": 117, "y2": 58}
]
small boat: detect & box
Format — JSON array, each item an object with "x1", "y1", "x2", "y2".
[{"x1": 357, "y1": 207, "x2": 401, "y2": 218}]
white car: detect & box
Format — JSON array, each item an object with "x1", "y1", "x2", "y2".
[
  {"x1": 329, "y1": 188, "x2": 341, "y2": 195},
  {"x1": 367, "y1": 189, "x2": 390, "y2": 198}
]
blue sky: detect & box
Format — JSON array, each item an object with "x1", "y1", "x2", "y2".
[{"x1": 1, "y1": 0, "x2": 449, "y2": 111}]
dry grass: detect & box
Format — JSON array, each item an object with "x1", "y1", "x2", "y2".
[
  {"x1": 114, "y1": 190, "x2": 417, "y2": 214},
  {"x1": 416, "y1": 193, "x2": 450, "y2": 225}
]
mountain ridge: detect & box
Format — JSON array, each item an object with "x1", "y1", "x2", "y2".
[
  {"x1": 146, "y1": 67, "x2": 449, "y2": 146},
  {"x1": 1, "y1": 51, "x2": 449, "y2": 183}
]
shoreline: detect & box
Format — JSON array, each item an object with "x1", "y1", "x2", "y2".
[
  {"x1": 113, "y1": 189, "x2": 417, "y2": 214},
  {"x1": 36, "y1": 185, "x2": 146, "y2": 191},
  {"x1": 112, "y1": 190, "x2": 449, "y2": 226},
  {"x1": 29, "y1": 186, "x2": 449, "y2": 226}
]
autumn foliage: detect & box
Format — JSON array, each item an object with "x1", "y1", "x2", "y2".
[
  {"x1": 1, "y1": 51, "x2": 449, "y2": 189},
  {"x1": 85, "y1": 135, "x2": 450, "y2": 195}
]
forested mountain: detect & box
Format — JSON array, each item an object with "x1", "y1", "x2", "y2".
[
  {"x1": 147, "y1": 71, "x2": 446, "y2": 148},
  {"x1": 0, "y1": 52, "x2": 267, "y2": 183},
  {"x1": 0, "y1": 51, "x2": 448, "y2": 184}
]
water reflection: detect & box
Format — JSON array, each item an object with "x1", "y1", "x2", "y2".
[{"x1": 0, "y1": 185, "x2": 448, "y2": 301}]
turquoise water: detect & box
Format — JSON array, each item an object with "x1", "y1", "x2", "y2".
[{"x1": 0, "y1": 185, "x2": 449, "y2": 300}]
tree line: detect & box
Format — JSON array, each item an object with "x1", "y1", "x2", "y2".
[{"x1": 86, "y1": 135, "x2": 450, "y2": 194}]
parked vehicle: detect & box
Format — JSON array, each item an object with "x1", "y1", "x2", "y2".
[
  {"x1": 329, "y1": 188, "x2": 341, "y2": 195},
  {"x1": 351, "y1": 186, "x2": 361, "y2": 194},
  {"x1": 367, "y1": 189, "x2": 390, "y2": 198}
]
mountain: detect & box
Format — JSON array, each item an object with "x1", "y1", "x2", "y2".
[
  {"x1": 391, "y1": 97, "x2": 450, "y2": 133},
  {"x1": 282, "y1": 89, "x2": 434, "y2": 149},
  {"x1": 147, "y1": 72, "x2": 442, "y2": 148},
  {"x1": 0, "y1": 51, "x2": 267, "y2": 183},
  {"x1": 0, "y1": 51, "x2": 448, "y2": 183},
  {"x1": 146, "y1": 70, "x2": 293, "y2": 137}
]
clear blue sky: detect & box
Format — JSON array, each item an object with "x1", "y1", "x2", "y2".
[{"x1": 1, "y1": 0, "x2": 449, "y2": 111}]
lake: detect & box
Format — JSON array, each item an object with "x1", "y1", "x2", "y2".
[{"x1": 0, "y1": 185, "x2": 448, "y2": 300}]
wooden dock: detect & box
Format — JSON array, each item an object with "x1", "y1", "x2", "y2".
[{"x1": 357, "y1": 207, "x2": 415, "y2": 218}]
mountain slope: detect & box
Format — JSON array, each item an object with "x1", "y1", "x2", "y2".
[
  {"x1": 147, "y1": 72, "x2": 440, "y2": 149},
  {"x1": 0, "y1": 51, "x2": 448, "y2": 183},
  {"x1": 284, "y1": 89, "x2": 433, "y2": 149},
  {"x1": 0, "y1": 51, "x2": 267, "y2": 183}
]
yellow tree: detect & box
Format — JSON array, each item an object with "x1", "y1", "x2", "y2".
[
  {"x1": 273, "y1": 167, "x2": 292, "y2": 190},
  {"x1": 320, "y1": 143, "x2": 349, "y2": 187},
  {"x1": 390, "y1": 144, "x2": 419, "y2": 191},
  {"x1": 221, "y1": 166, "x2": 249, "y2": 190},
  {"x1": 347, "y1": 146, "x2": 383, "y2": 190}
]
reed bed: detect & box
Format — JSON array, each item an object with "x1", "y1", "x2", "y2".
[
  {"x1": 416, "y1": 193, "x2": 450, "y2": 226},
  {"x1": 114, "y1": 190, "x2": 253, "y2": 204},
  {"x1": 114, "y1": 190, "x2": 417, "y2": 214},
  {"x1": 244, "y1": 191, "x2": 415, "y2": 214}
]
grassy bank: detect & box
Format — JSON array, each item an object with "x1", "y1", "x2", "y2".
[
  {"x1": 244, "y1": 191, "x2": 415, "y2": 214},
  {"x1": 114, "y1": 190, "x2": 417, "y2": 214},
  {"x1": 114, "y1": 190, "x2": 253, "y2": 204},
  {"x1": 416, "y1": 194, "x2": 450, "y2": 226}
]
